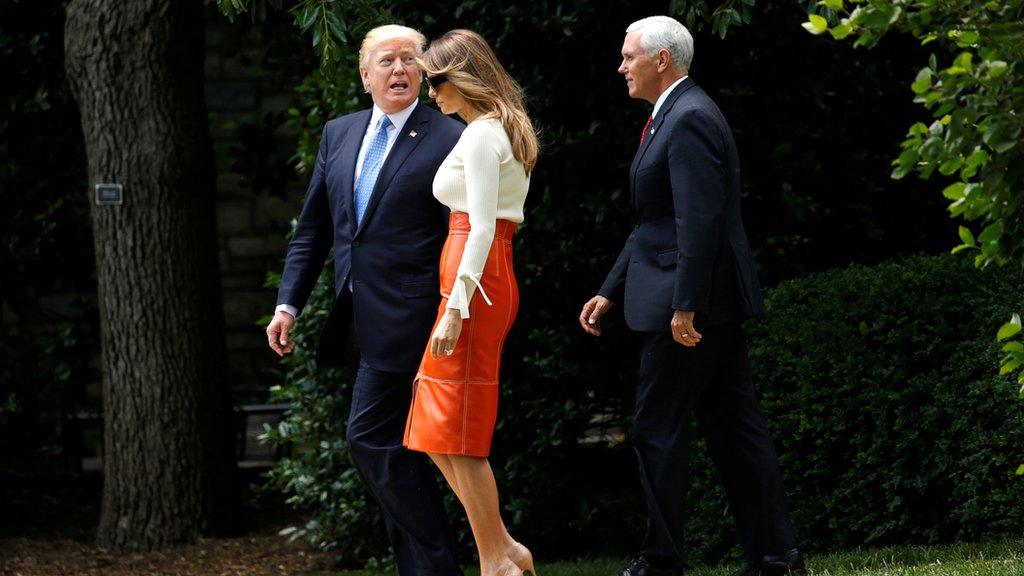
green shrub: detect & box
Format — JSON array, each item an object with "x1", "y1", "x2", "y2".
[
  {"x1": 263, "y1": 252, "x2": 1023, "y2": 566},
  {"x1": 746, "y1": 255, "x2": 1024, "y2": 551},
  {"x1": 1, "y1": 0, "x2": 96, "y2": 473}
]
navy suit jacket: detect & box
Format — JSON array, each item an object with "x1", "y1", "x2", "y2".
[
  {"x1": 277, "y1": 102, "x2": 464, "y2": 371},
  {"x1": 598, "y1": 78, "x2": 764, "y2": 331}
]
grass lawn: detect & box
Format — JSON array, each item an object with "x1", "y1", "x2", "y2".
[{"x1": 318, "y1": 539, "x2": 1024, "y2": 576}]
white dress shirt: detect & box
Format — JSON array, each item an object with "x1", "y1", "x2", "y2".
[
  {"x1": 652, "y1": 75, "x2": 688, "y2": 119},
  {"x1": 275, "y1": 100, "x2": 419, "y2": 318},
  {"x1": 354, "y1": 100, "x2": 418, "y2": 187}
]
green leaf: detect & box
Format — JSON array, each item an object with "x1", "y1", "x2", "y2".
[
  {"x1": 993, "y1": 139, "x2": 1016, "y2": 154},
  {"x1": 953, "y1": 52, "x2": 973, "y2": 69},
  {"x1": 965, "y1": 150, "x2": 989, "y2": 168},
  {"x1": 987, "y1": 60, "x2": 1008, "y2": 78},
  {"x1": 300, "y1": 6, "x2": 317, "y2": 30},
  {"x1": 920, "y1": 136, "x2": 943, "y2": 160},
  {"x1": 957, "y1": 30, "x2": 979, "y2": 45},
  {"x1": 948, "y1": 198, "x2": 967, "y2": 216},
  {"x1": 938, "y1": 157, "x2": 963, "y2": 175},
  {"x1": 1017, "y1": 464, "x2": 1024, "y2": 476},
  {"x1": 804, "y1": 14, "x2": 828, "y2": 35},
  {"x1": 942, "y1": 182, "x2": 966, "y2": 200},
  {"x1": 327, "y1": 11, "x2": 346, "y2": 42},
  {"x1": 982, "y1": 120, "x2": 1020, "y2": 154},
  {"x1": 830, "y1": 23, "x2": 852, "y2": 40},
  {"x1": 980, "y1": 240, "x2": 999, "y2": 259},
  {"x1": 997, "y1": 314, "x2": 1022, "y2": 341},
  {"x1": 977, "y1": 220, "x2": 1003, "y2": 244},
  {"x1": 958, "y1": 225, "x2": 975, "y2": 246},
  {"x1": 888, "y1": 6, "x2": 901, "y2": 24},
  {"x1": 820, "y1": 0, "x2": 843, "y2": 10},
  {"x1": 899, "y1": 148, "x2": 920, "y2": 168},
  {"x1": 1003, "y1": 342, "x2": 1024, "y2": 353},
  {"x1": 999, "y1": 356, "x2": 1022, "y2": 375},
  {"x1": 911, "y1": 68, "x2": 932, "y2": 94}
]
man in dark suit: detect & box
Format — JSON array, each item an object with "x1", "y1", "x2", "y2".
[
  {"x1": 265, "y1": 25, "x2": 465, "y2": 576},
  {"x1": 579, "y1": 16, "x2": 806, "y2": 576}
]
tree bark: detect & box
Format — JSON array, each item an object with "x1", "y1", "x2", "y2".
[{"x1": 64, "y1": 0, "x2": 237, "y2": 552}]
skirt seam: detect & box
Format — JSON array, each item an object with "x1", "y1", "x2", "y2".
[{"x1": 461, "y1": 312, "x2": 477, "y2": 453}]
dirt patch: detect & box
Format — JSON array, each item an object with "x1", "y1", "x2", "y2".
[
  {"x1": 0, "y1": 534, "x2": 332, "y2": 576},
  {"x1": 0, "y1": 472, "x2": 337, "y2": 576}
]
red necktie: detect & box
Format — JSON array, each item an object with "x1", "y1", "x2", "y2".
[{"x1": 639, "y1": 115, "x2": 653, "y2": 146}]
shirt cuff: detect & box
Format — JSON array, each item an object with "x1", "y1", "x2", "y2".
[
  {"x1": 445, "y1": 273, "x2": 491, "y2": 319},
  {"x1": 275, "y1": 304, "x2": 298, "y2": 318}
]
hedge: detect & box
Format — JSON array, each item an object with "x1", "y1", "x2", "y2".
[{"x1": 263, "y1": 253, "x2": 1024, "y2": 567}]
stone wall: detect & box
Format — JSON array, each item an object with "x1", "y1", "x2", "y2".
[{"x1": 205, "y1": 8, "x2": 307, "y2": 404}]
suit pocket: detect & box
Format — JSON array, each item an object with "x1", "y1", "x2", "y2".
[
  {"x1": 636, "y1": 160, "x2": 666, "y2": 176},
  {"x1": 401, "y1": 280, "x2": 437, "y2": 298},
  {"x1": 656, "y1": 248, "x2": 678, "y2": 268},
  {"x1": 392, "y1": 170, "x2": 434, "y2": 191}
]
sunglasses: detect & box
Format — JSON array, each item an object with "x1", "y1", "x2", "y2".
[{"x1": 425, "y1": 74, "x2": 449, "y2": 91}]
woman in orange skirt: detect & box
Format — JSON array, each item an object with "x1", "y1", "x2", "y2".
[{"x1": 402, "y1": 30, "x2": 539, "y2": 576}]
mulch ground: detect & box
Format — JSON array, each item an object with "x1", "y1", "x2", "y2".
[
  {"x1": 0, "y1": 534, "x2": 330, "y2": 576},
  {"x1": 0, "y1": 472, "x2": 337, "y2": 576}
]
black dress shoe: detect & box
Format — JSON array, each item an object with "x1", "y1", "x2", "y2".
[
  {"x1": 616, "y1": 554, "x2": 684, "y2": 576},
  {"x1": 731, "y1": 549, "x2": 806, "y2": 576}
]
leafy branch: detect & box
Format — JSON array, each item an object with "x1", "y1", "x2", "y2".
[
  {"x1": 669, "y1": 0, "x2": 758, "y2": 38},
  {"x1": 217, "y1": 0, "x2": 385, "y2": 72},
  {"x1": 804, "y1": 0, "x2": 1024, "y2": 471}
]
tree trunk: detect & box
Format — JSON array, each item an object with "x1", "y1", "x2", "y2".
[{"x1": 64, "y1": 0, "x2": 237, "y2": 552}]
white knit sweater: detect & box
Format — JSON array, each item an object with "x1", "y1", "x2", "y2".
[{"x1": 432, "y1": 118, "x2": 529, "y2": 318}]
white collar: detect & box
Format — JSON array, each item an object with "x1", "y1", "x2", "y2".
[
  {"x1": 370, "y1": 99, "x2": 419, "y2": 133},
  {"x1": 652, "y1": 75, "x2": 688, "y2": 119}
]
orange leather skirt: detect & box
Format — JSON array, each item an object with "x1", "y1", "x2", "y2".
[{"x1": 403, "y1": 212, "x2": 519, "y2": 457}]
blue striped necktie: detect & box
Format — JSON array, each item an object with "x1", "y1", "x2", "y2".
[{"x1": 355, "y1": 115, "x2": 393, "y2": 225}]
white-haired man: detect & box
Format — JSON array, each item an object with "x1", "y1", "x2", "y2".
[
  {"x1": 267, "y1": 25, "x2": 466, "y2": 576},
  {"x1": 580, "y1": 15, "x2": 806, "y2": 576}
]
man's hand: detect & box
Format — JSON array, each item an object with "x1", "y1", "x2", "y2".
[
  {"x1": 579, "y1": 295, "x2": 614, "y2": 336},
  {"x1": 429, "y1": 309, "x2": 463, "y2": 358},
  {"x1": 266, "y1": 311, "x2": 297, "y2": 357},
  {"x1": 670, "y1": 309, "x2": 702, "y2": 347}
]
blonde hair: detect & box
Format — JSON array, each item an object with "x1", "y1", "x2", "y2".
[
  {"x1": 359, "y1": 24, "x2": 426, "y2": 68},
  {"x1": 419, "y1": 29, "x2": 539, "y2": 174}
]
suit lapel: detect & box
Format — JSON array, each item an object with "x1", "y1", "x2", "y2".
[
  {"x1": 340, "y1": 110, "x2": 371, "y2": 236},
  {"x1": 630, "y1": 115, "x2": 663, "y2": 188},
  {"x1": 355, "y1": 103, "x2": 431, "y2": 238},
  {"x1": 629, "y1": 77, "x2": 697, "y2": 204}
]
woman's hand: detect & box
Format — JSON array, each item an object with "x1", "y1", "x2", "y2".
[{"x1": 430, "y1": 309, "x2": 463, "y2": 358}]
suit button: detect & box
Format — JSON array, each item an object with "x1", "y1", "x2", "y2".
[{"x1": 352, "y1": 241, "x2": 361, "y2": 247}]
